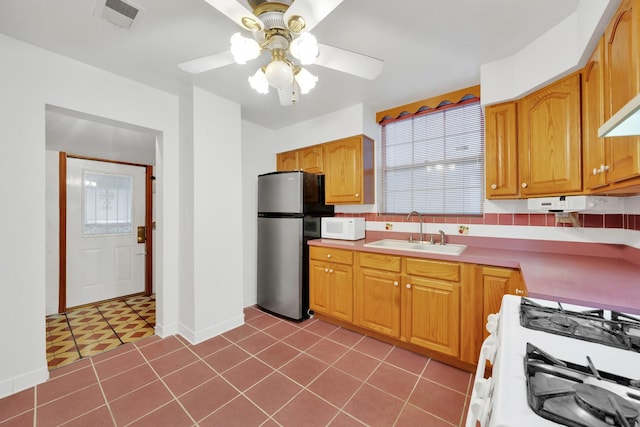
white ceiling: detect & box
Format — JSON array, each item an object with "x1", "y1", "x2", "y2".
[{"x1": 0, "y1": 0, "x2": 581, "y2": 130}]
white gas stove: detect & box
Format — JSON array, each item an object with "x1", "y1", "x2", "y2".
[{"x1": 467, "y1": 295, "x2": 640, "y2": 427}]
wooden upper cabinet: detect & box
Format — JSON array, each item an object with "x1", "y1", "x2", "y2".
[
  {"x1": 276, "y1": 150, "x2": 299, "y2": 172},
  {"x1": 602, "y1": 0, "x2": 640, "y2": 185},
  {"x1": 517, "y1": 73, "x2": 583, "y2": 196},
  {"x1": 298, "y1": 145, "x2": 324, "y2": 174},
  {"x1": 485, "y1": 102, "x2": 519, "y2": 198},
  {"x1": 276, "y1": 144, "x2": 324, "y2": 173},
  {"x1": 582, "y1": 37, "x2": 609, "y2": 191},
  {"x1": 324, "y1": 135, "x2": 375, "y2": 204}
]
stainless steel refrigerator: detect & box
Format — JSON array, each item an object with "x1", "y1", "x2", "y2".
[{"x1": 257, "y1": 171, "x2": 334, "y2": 320}]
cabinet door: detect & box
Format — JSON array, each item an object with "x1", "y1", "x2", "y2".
[
  {"x1": 277, "y1": 151, "x2": 299, "y2": 171},
  {"x1": 331, "y1": 263, "x2": 353, "y2": 322},
  {"x1": 479, "y1": 266, "x2": 523, "y2": 339},
  {"x1": 324, "y1": 136, "x2": 363, "y2": 203},
  {"x1": 582, "y1": 37, "x2": 609, "y2": 190},
  {"x1": 604, "y1": 0, "x2": 640, "y2": 183},
  {"x1": 356, "y1": 268, "x2": 401, "y2": 337},
  {"x1": 485, "y1": 102, "x2": 519, "y2": 198},
  {"x1": 309, "y1": 260, "x2": 331, "y2": 315},
  {"x1": 518, "y1": 73, "x2": 582, "y2": 196},
  {"x1": 299, "y1": 145, "x2": 324, "y2": 174},
  {"x1": 403, "y1": 276, "x2": 460, "y2": 357}
]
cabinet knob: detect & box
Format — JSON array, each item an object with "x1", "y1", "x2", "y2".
[
  {"x1": 515, "y1": 289, "x2": 525, "y2": 295},
  {"x1": 593, "y1": 168, "x2": 599, "y2": 176},
  {"x1": 600, "y1": 164, "x2": 610, "y2": 172},
  {"x1": 354, "y1": 193, "x2": 359, "y2": 198},
  {"x1": 521, "y1": 183, "x2": 528, "y2": 188},
  {"x1": 393, "y1": 281, "x2": 398, "y2": 287},
  {"x1": 326, "y1": 254, "x2": 331, "y2": 259},
  {"x1": 324, "y1": 268, "x2": 328, "y2": 273},
  {"x1": 329, "y1": 269, "x2": 333, "y2": 274},
  {"x1": 406, "y1": 284, "x2": 411, "y2": 289},
  {"x1": 491, "y1": 183, "x2": 497, "y2": 190}
]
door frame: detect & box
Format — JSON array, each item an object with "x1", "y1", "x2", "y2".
[{"x1": 58, "y1": 152, "x2": 153, "y2": 312}]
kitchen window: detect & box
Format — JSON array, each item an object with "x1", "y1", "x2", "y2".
[{"x1": 380, "y1": 99, "x2": 484, "y2": 215}]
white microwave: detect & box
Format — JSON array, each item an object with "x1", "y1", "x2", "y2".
[{"x1": 321, "y1": 217, "x2": 365, "y2": 241}]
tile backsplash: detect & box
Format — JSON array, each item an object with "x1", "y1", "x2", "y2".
[{"x1": 334, "y1": 213, "x2": 640, "y2": 230}]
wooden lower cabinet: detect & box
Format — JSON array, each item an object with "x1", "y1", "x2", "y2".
[
  {"x1": 403, "y1": 275, "x2": 460, "y2": 357},
  {"x1": 311, "y1": 247, "x2": 524, "y2": 371},
  {"x1": 355, "y1": 253, "x2": 402, "y2": 337},
  {"x1": 477, "y1": 266, "x2": 525, "y2": 340},
  {"x1": 309, "y1": 247, "x2": 353, "y2": 322}
]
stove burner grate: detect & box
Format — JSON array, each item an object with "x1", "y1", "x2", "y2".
[
  {"x1": 520, "y1": 298, "x2": 640, "y2": 353},
  {"x1": 573, "y1": 383, "x2": 639, "y2": 426},
  {"x1": 525, "y1": 343, "x2": 640, "y2": 427}
]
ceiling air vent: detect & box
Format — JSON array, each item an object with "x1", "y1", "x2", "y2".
[{"x1": 95, "y1": 0, "x2": 142, "y2": 30}]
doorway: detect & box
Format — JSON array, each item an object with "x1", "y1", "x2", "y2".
[{"x1": 58, "y1": 153, "x2": 153, "y2": 312}]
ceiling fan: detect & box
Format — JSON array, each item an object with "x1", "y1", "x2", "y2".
[{"x1": 178, "y1": 0, "x2": 384, "y2": 105}]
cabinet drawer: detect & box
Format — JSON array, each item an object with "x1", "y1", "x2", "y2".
[
  {"x1": 405, "y1": 258, "x2": 460, "y2": 282},
  {"x1": 358, "y1": 252, "x2": 401, "y2": 272},
  {"x1": 310, "y1": 246, "x2": 353, "y2": 265}
]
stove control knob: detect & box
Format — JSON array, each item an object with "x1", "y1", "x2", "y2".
[
  {"x1": 474, "y1": 377, "x2": 492, "y2": 399},
  {"x1": 486, "y1": 313, "x2": 499, "y2": 334}
]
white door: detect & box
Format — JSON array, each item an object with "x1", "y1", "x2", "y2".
[{"x1": 66, "y1": 158, "x2": 146, "y2": 307}]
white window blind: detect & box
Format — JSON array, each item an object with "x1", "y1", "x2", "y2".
[{"x1": 380, "y1": 101, "x2": 484, "y2": 215}]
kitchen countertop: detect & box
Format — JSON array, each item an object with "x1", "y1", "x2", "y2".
[{"x1": 308, "y1": 233, "x2": 640, "y2": 315}]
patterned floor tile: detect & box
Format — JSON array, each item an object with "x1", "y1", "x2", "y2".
[
  {"x1": 46, "y1": 294, "x2": 156, "y2": 370},
  {"x1": 49, "y1": 351, "x2": 82, "y2": 369},
  {"x1": 75, "y1": 330, "x2": 118, "y2": 345},
  {"x1": 67, "y1": 314, "x2": 105, "y2": 327},
  {"x1": 47, "y1": 340, "x2": 79, "y2": 354},
  {"x1": 113, "y1": 319, "x2": 148, "y2": 334},
  {"x1": 119, "y1": 327, "x2": 155, "y2": 343},
  {"x1": 47, "y1": 328, "x2": 73, "y2": 344},
  {"x1": 66, "y1": 307, "x2": 100, "y2": 318},
  {"x1": 79, "y1": 338, "x2": 122, "y2": 357}
]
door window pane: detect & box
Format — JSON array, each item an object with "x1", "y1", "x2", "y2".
[{"x1": 83, "y1": 171, "x2": 133, "y2": 235}]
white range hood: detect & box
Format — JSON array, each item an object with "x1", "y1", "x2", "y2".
[
  {"x1": 598, "y1": 92, "x2": 640, "y2": 137},
  {"x1": 527, "y1": 195, "x2": 621, "y2": 213}
]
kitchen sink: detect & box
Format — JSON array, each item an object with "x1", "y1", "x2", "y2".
[{"x1": 363, "y1": 239, "x2": 467, "y2": 255}]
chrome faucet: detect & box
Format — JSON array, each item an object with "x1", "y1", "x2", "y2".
[
  {"x1": 407, "y1": 211, "x2": 424, "y2": 242},
  {"x1": 438, "y1": 229, "x2": 446, "y2": 245}
]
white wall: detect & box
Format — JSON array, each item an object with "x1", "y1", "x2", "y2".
[
  {"x1": 240, "y1": 121, "x2": 278, "y2": 307},
  {"x1": 481, "y1": 0, "x2": 618, "y2": 105},
  {"x1": 177, "y1": 87, "x2": 245, "y2": 343},
  {"x1": 0, "y1": 33, "x2": 180, "y2": 398}
]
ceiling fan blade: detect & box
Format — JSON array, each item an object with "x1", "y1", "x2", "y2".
[
  {"x1": 284, "y1": 0, "x2": 343, "y2": 32},
  {"x1": 314, "y1": 44, "x2": 384, "y2": 80},
  {"x1": 178, "y1": 50, "x2": 235, "y2": 74},
  {"x1": 203, "y1": 0, "x2": 264, "y2": 31},
  {"x1": 278, "y1": 84, "x2": 299, "y2": 106}
]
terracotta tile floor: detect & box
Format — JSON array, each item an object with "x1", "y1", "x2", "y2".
[
  {"x1": 4, "y1": 306, "x2": 472, "y2": 426},
  {"x1": 46, "y1": 295, "x2": 156, "y2": 370}
]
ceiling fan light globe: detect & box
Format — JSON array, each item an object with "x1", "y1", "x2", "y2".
[
  {"x1": 265, "y1": 60, "x2": 293, "y2": 89},
  {"x1": 230, "y1": 32, "x2": 261, "y2": 64},
  {"x1": 290, "y1": 32, "x2": 318, "y2": 65},
  {"x1": 248, "y1": 69, "x2": 269, "y2": 94},
  {"x1": 295, "y1": 67, "x2": 318, "y2": 94}
]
